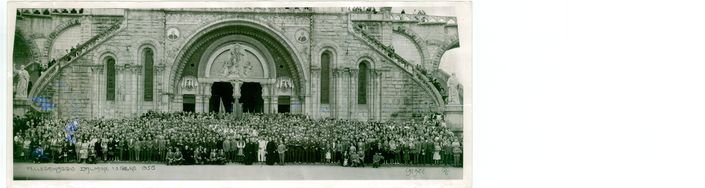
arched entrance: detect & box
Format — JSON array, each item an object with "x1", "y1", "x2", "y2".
[
  {"x1": 210, "y1": 82, "x2": 234, "y2": 112},
  {"x1": 171, "y1": 19, "x2": 307, "y2": 114},
  {"x1": 239, "y1": 82, "x2": 263, "y2": 113}
]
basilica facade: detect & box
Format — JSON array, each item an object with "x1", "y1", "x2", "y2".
[{"x1": 13, "y1": 8, "x2": 462, "y2": 131}]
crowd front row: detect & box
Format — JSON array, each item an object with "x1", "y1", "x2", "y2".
[{"x1": 14, "y1": 112, "x2": 463, "y2": 168}]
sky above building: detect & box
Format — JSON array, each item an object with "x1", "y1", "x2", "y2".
[{"x1": 391, "y1": 7, "x2": 466, "y2": 85}]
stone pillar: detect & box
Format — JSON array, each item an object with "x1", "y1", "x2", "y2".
[
  {"x1": 164, "y1": 93, "x2": 172, "y2": 112},
  {"x1": 132, "y1": 66, "x2": 142, "y2": 115},
  {"x1": 444, "y1": 104, "x2": 463, "y2": 135},
  {"x1": 90, "y1": 65, "x2": 102, "y2": 118},
  {"x1": 332, "y1": 69, "x2": 341, "y2": 119},
  {"x1": 195, "y1": 95, "x2": 203, "y2": 112},
  {"x1": 291, "y1": 97, "x2": 301, "y2": 113},
  {"x1": 368, "y1": 69, "x2": 375, "y2": 120},
  {"x1": 201, "y1": 82, "x2": 211, "y2": 113},
  {"x1": 271, "y1": 96, "x2": 279, "y2": 113},
  {"x1": 231, "y1": 81, "x2": 241, "y2": 114},
  {"x1": 261, "y1": 83, "x2": 270, "y2": 113},
  {"x1": 350, "y1": 69, "x2": 358, "y2": 120},
  {"x1": 173, "y1": 94, "x2": 183, "y2": 112},
  {"x1": 375, "y1": 70, "x2": 384, "y2": 120},
  {"x1": 154, "y1": 64, "x2": 166, "y2": 112},
  {"x1": 344, "y1": 68, "x2": 351, "y2": 119}
]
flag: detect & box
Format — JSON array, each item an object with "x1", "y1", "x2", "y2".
[
  {"x1": 219, "y1": 98, "x2": 225, "y2": 113},
  {"x1": 64, "y1": 120, "x2": 79, "y2": 144}
]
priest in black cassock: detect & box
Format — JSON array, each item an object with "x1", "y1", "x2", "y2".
[
  {"x1": 243, "y1": 137, "x2": 257, "y2": 165},
  {"x1": 265, "y1": 137, "x2": 278, "y2": 165}
]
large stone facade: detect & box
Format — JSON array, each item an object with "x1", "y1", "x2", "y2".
[{"x1": 14, "y1": 8, "x2": 461, "y2": 125}]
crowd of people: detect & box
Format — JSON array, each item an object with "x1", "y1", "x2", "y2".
[
  {"x1": 13, "y1": 112, "x2": 463, "y2": 168},
  {"x1": 351, "y1": 7, "x2": 379, "y2": 14}
]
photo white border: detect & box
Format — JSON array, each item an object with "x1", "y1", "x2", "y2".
[{"x1": 3, "y1": 1, "x2": 472, "y2": 188}]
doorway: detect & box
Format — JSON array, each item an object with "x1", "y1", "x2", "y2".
[
  {"x1": 183, "y1": 94, "x2": 195, "y2": 112},
  {"x1": 239, "y1": 82, "x2": 263, "y2": 113},
  {"x1": 210, "y1": 82, "x2": 234, "y2": 112},
  {"x1": 277, "y1": 96, "x2": 290, "y2": 113}
]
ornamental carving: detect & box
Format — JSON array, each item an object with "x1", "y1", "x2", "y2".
[
  {"x1": 276, "y1": 77, "x2": 294, "y2": 90},
  {"x1": 180, "y1": 76, "x2": 199, "y2": 91}
]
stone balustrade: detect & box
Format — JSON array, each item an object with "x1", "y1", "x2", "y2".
[
  {"x1": 349, "y1": 11, "x2": 458, "y2": 26},
  {"x1": 17, "y1": 8, "x2": 85, "y2": 16},
  {"x1": 29, "y1": 19, "x2": 125, "y2": 110},
  {"x1": 351, "y1": 26, "x2": 445, "y2": 106}
]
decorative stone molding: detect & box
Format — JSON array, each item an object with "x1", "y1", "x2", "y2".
[
  {"x1": 169, "y1": 20, "x2": 306, "y2": 96},
  {"x1": 88, "y1": 65, "x2": 104, "y2": 74},
  {"x1": 180, "y1": 76, "x2": 199, "y2": 94},
  {"x1": 117, "y1": 64, "x2": 142, "y2": 73},
  {"x1": 154, "y1": 63, "x2": 167, "y2": 73},
  {"x1": 276, "y1": 76, "x2": 294, "y2": 90}
]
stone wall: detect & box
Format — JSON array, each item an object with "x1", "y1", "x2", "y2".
[
  {"x1": 49, "y1": 59, "x2": 93, "y2": 119},
  {"x1": 25, "y1": 9, "x2": 454, "y2": 121}
]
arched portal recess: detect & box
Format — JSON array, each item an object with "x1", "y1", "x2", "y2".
[{"x1": 171, "y1": 20, "x2": 306, "y2": 114}]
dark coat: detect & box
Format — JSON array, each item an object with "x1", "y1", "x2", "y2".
[
  {"x1": 265, "y1": 141, "x2": 278, "y2": 165},
  {"x1": 244, "y1": 142, "x2": 257, "y2": 165}
]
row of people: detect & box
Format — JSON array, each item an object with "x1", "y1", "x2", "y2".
[{"x1": 14, "y1": 112, "x2": 463, "y2": 167}]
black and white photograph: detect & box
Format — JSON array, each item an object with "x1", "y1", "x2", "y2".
[
  {"x1": 11, "y1": 0, "x2": 705, "y2": 188},
  {"x1": 7, "y1": 2, "x2": 470, "y2": 186}
]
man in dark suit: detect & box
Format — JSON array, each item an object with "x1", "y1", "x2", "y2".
[
  {"x1": 265, "y1": 137, "x2": 277, "y2": 165},
  {"x1": 243, "y1": 137, "x2": 257, "y2": 165},
  {"x1": 183, "y1": 145, "x2": 194, "y2": 165},
  {"x1": 424, "y1": 138, "x2": 434, "y2": 165}
]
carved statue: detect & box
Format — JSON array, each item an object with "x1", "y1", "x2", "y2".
[
  {"x1": 446, "y1": 73, "x2": 460, "y2": 105},
  {"x1": 241, "y1": 61, "x2": 253, "y2": 77},
  {"x1": 14, "y1": 65, "x2": 30, "y2": 99},
  {"x1": 223, "y1": 43, "x2": 245, "y2": 78}
]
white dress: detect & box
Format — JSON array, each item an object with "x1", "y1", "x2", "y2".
[{"x1": 432, "y1": 145, "x2": 441, "y2": 160}]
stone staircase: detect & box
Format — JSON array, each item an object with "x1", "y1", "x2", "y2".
[
  {"x1": 348, "y1": 20, "x2": 445, "y2": 108},
  {"x1": 28, "y1": 19, "x2": 126, "y2": 111}
]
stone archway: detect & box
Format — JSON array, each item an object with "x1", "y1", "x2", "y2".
[
  {"x1": 433, "y1": 39, "x2": 460, "y2": 68},
  {"x1": 170, "y1": 19, "x2": 306, "y2": 96},
  {"x1": 170, "y1": 19, "x2": 307, "y2": 113}
]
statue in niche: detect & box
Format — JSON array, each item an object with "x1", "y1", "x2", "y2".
[
  {"x1": 446, "y1": 73, "x2": 460, "y2": 105},
  {"x1": 223, "y1": 43, "x2": 245, "y2": 78},
  {"x1": 14, "y1": 65, "x2": 30, "y2": 99}
]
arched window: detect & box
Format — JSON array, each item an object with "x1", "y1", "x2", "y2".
[
  {"x1": 358, "y1": 61, "x2": 368, "y2": 104},
  {"x1": 106, "y1": 57, "x2": 116, "y2": 101},
  {"x1": 320, "y1": 51, "x2": 331, "y2": 104},
  {"x1": 143, "y1": 48, "x2": 154, "y2": 101}
]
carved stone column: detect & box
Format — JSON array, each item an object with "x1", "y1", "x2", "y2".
[
  {"x1": 260, "y1": 82, "x2": 269, "y2": 113},
  {"x1": 201, "y1": 82, "x2": 211, "y2": 113},
  {"x1": 332, "y1": 69, "x2": 342, "y2": 119},
  {"x1": 195, "y1": 94, "x2": 203, "y2": 112},
  {"x1": 311, "y1": 67, "x2": 321, "y2": 118},
  {"x1": 350, "y1": 69, "x2": 359, "y2": 119},
  {"x1": 231, "y1": 80, "x2": 241, "y2": 114},
  {"x1": 374, "y1": 70, "x2": 384, "y2": 120}
]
